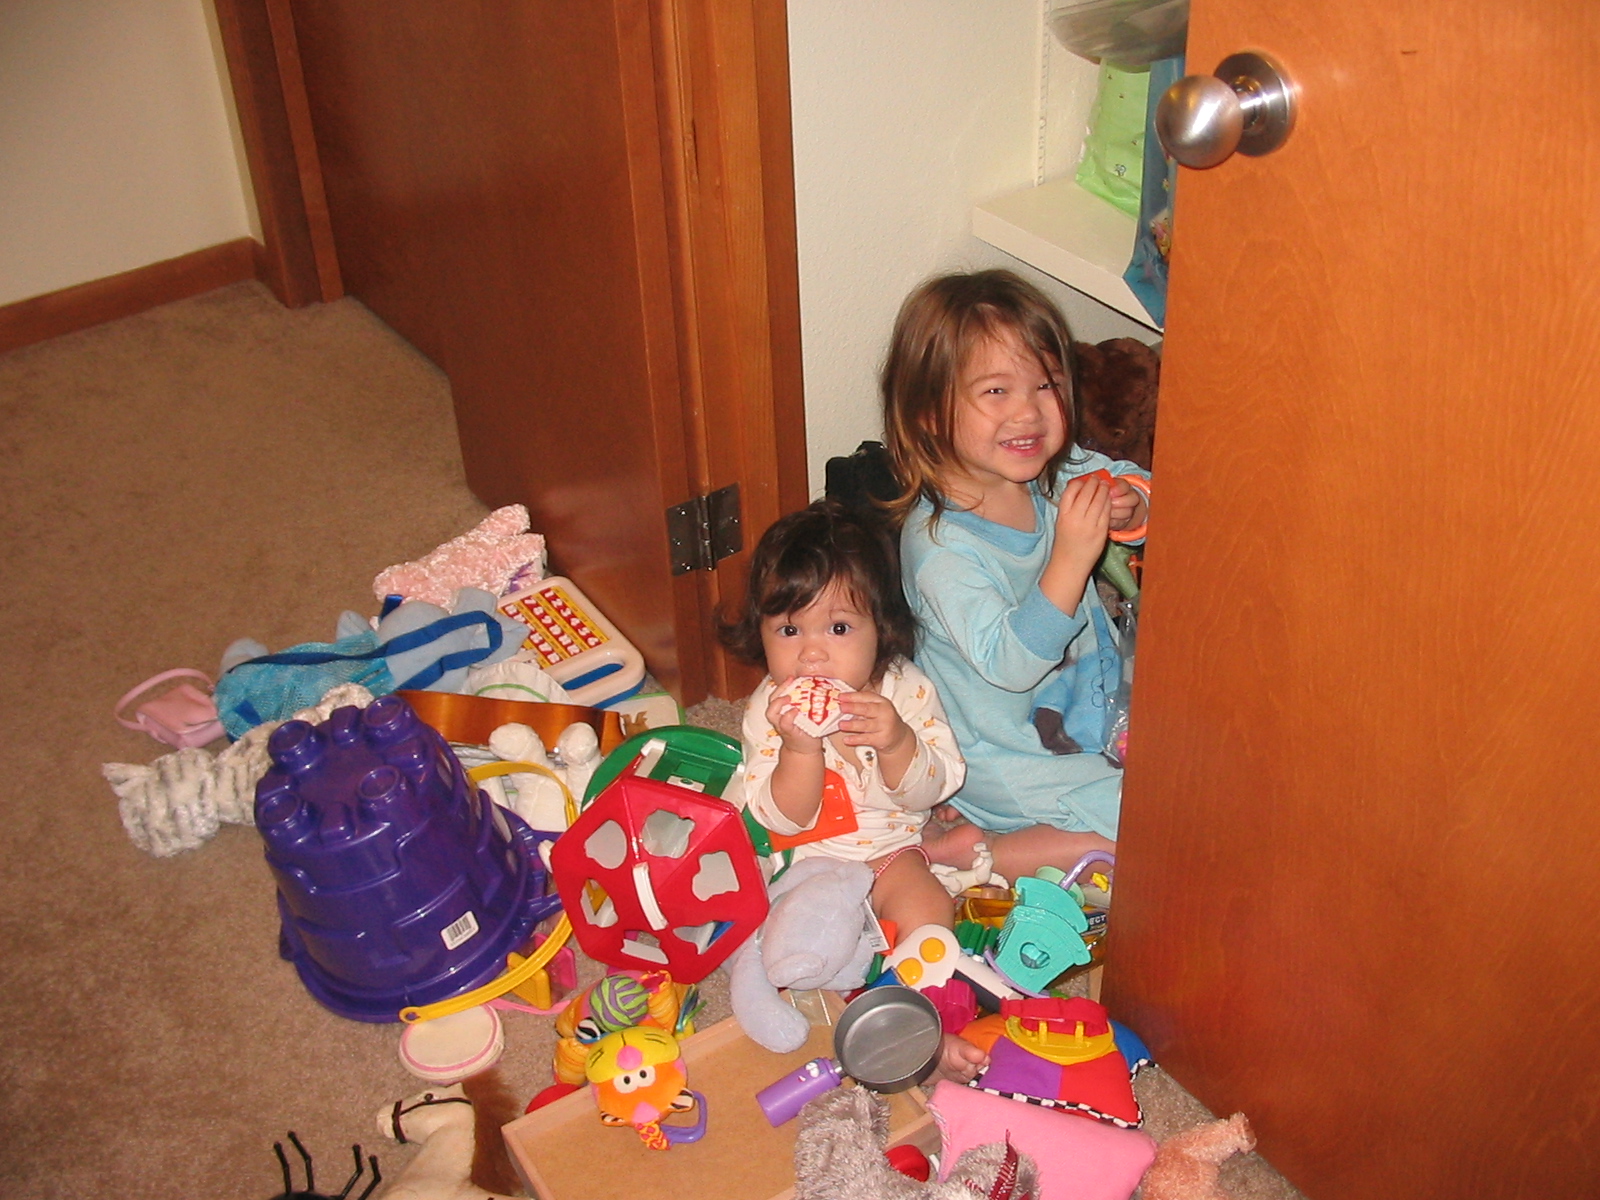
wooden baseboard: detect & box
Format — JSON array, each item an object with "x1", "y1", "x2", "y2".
[{"x1": 0, "y1": 238, "x2": 262, "y2": 356}]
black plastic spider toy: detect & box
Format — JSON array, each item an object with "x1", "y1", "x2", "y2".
[{"x1": 267, "y1": 1131, "x2": 381, "y2": 1200}]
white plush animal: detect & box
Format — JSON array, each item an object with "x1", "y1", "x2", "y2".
[
  {"x1": 377, "y1": 1075, "x2": 525, "y2": 1200},
  {"x1": 104, "y1": 683, "x2": 375, "y2": 856}
]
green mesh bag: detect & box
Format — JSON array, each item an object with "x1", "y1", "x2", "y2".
[{"x1": 1075, "y1": 63, "x2": 1150, "y2": 218}]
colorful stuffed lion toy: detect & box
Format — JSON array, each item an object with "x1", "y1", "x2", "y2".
[
  {"x1": 584, "y1": 1025, "x2": 699, "y2": 1150},
  {"x1": 551, "y1": 970, "x2": 688, "y2": 1086}
]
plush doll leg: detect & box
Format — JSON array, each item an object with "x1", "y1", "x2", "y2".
[{"x1": 729, "y1": 857, "x2": 880, "y2": 1053}]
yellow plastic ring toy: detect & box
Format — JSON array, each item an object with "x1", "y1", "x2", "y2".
[
  {"x1": 466, "y1": 759, "x2": 579, "y2": 828},
  {"x1": 399, "y1": 913, "x2": 572, "y2": 1024}
]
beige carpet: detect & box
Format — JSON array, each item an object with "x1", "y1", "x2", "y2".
[{"x1": 0, "y1": 282, "x2": 1301, "y2": 1198}]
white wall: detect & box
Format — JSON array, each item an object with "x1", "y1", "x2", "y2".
[
  {"x1": 788, "y1": 0, "x2": 1159, "y2": 496},
  {"x1": 0, "y1": 0, "x2": 255, "y2": 308},
  {"x1": 2, "y1": 0, "x2": 1153, "y2": 498}
]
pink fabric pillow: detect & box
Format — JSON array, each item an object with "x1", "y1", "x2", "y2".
[{"x1": 928, "y1": 1081, "x2": 1157, "y2": 1200}]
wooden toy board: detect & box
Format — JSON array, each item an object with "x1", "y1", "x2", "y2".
[{"x1": 502, "y1": 993, "x2": 936, "y2": 1200}]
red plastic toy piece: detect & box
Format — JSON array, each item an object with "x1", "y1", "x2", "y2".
[{"x1": 549, "y1": 771, "x2": 769, "y2": 983}]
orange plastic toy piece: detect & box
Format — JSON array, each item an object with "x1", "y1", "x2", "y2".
[{"x1": 766, "y1": 768, "x2": 860, "y2": 851}]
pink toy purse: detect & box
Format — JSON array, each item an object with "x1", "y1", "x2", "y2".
[{"x1": 114, "y1": 669, "x2": 225, "y2": 749}]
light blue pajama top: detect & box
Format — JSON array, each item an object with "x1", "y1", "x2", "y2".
[{"x1": 899, "y1": 449, "x2": 1147, "y2": 840}]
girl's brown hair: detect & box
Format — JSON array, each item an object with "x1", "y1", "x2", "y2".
[
  {"x1": 719, "y1": 500, "x2": 916, "y2": 681},
  {"x1": 880, "y1": 268, "x2": 1081, "y2": 521}
]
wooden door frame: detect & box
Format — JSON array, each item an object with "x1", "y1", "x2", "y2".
[
  {"x1": 213, "y1": 0, "x2": 808, "y2": 704},
  {"x1": 212, "y1": 0, "x2": 340, "y2": 307},
  {"x1": 650, "y1": 0, "x2": 808, "y2": 701}
]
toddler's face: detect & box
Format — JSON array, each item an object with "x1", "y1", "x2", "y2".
[
  {"x1": 949, "y1": 329, "x2": 1067, "y2": 497},
  {"x1": 760, "y1": 579, "x2": 879, "y2": 692}
]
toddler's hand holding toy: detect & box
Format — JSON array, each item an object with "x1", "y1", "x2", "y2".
[
  {"x1": 766, "y1": 683, "x2": 827, "y2": 756},
  {"x1": 1055, "y1": 471, "x2": 1113, "y2": 556},
  {"x1": 1106, "y1": 474, "x2": 1148, "y2": 534},
  {"x1": 837, "y1": 690, "x2": 911, "y2": 752},
  {"x1": 838, "y1": 690, "x2": 916, "y2": 789}
]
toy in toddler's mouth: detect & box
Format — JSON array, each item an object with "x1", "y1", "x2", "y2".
[{"x1": 778, "y1": 675, "x2": 852, "y2": 738}]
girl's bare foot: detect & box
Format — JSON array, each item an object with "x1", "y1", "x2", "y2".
[
  {"x1": 933, "y1": 1031, "x2": 989, "y2": 1083},
  {"x1": 920, "y1": 813, "x2": 986, "y2": 869}
]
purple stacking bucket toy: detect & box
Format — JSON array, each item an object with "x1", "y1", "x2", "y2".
[{"x1": 254, "y1": 694, "x2": 560, "y2": 1022}]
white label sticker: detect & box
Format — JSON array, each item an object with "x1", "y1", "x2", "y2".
[
  {"x1": 441, "y1": 910, "x2": 480, "y2": 951},
  {"x1": 862, "y1": 899, "x2": 891, "y2": 953}
]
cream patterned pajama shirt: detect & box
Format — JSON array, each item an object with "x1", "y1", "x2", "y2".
[{"x1": 736, "y1": 660, "x2": 965, "y2": 863}]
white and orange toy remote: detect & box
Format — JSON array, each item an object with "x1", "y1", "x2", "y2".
[
  {"x1": 496, "y1": 576, "x2": 646, "y2": 709},
  {"x1": 778, "y1": 675, "x2": 851, "y2": 738}
]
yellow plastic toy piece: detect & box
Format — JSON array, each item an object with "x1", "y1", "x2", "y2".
[
  {"x1": 399, "y1": 913, "x2": 572, "y2": 1023},
  {"x1": 1002, "y1": 1014, "x2": 1116, "y2": 1065},
  {"x1": 506, "y1": 949, "x2": 554, "y2": 1009},
  {"x1": 401, "y1": 758, "x2": 574, "y2": 1025}
]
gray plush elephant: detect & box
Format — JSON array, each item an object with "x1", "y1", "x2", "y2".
[{"x1": 726, "y1": 856, "x2": 880, "y2": 1053}]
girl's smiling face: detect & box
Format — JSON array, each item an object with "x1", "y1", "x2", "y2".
[
  {"x1": 947, "y1": 328, "x2": 1068, "y2": 502},
  {"x1": 759, "y1": 579, "x2": 880, "y2": 692}
]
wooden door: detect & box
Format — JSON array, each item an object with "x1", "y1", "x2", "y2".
[
  {"x1": 1104, "y1": 2, "x2": 1600, "y2": 1195},
  {"x1": 217, "y1": 0, "x2": 805, "y2": 704}
]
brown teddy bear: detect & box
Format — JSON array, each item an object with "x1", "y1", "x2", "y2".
[{"x1": 1074, "y1": 337, "x2": 1160, "y2": 472}]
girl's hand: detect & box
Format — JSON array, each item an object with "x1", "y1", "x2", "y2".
[
  {"x1": 1107, "y1": 476, "x2": 1147, "y2": 532},
  {"x1": 766, "y1": 685, "x2": 824, "y2": 755},
  {"x1": 838, "y1": 690, "x2": 913, "y2": 755},
  {"x1": 839, "y1": 690, "x2": 916, "y2": 789},
  {"x1": 1041, "y1": 473, "x2": 1112, "y2": 611}
]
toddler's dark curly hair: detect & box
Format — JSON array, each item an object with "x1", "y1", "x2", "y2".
[{"x1": 720, "y1": 499, "x2": 916, "y2": 681}]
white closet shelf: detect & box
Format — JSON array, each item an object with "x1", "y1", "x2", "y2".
[{"x1": 972, "y1": 175, "x2": 1160, "y2": 332}]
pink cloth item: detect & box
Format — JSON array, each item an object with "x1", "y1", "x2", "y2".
[
  {"x1": 372, "y1": 505, "x2": 546, "y2": 607},
  {"x1": 928, "y1": 1080, "x2": 1156, "y2": 1200}
]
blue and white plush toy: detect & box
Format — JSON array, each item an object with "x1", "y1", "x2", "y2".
[{"x1": 214, "y1": 587, "x2": 525, "y2": 739}]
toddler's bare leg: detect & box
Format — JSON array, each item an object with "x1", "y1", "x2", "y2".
[
  {"x1": 986, "y1": 825, "x2": 1114, "y2": 883},
  {"x1": 870, "y1": 850, "x2": 957, "y2": 935}
]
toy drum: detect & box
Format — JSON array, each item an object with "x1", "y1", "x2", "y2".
[{"x1": 398, "y1": 1004, "x2": 505, "y2": 1082}]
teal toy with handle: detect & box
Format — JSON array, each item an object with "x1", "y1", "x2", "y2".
[{"x1": 992, "y1": 875, "x2": 1093, "y2": 994}]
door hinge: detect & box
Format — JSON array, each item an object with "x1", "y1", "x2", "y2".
[{"x1": 667, "y1": 483, "x2": 742, "y2": 575}]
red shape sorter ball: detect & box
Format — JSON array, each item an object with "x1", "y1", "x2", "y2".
[{"x1": 549, "y1": 772, "x2": 768, "y2": 983}]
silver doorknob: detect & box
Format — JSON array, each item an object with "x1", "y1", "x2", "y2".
[{"x1": 1155, "y1": 51, "x2": 1297, "y2": 169}]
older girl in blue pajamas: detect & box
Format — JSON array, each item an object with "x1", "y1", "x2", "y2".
[{"x1": 880, "y1": 269, "x2": 1150, "y2": 882}]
